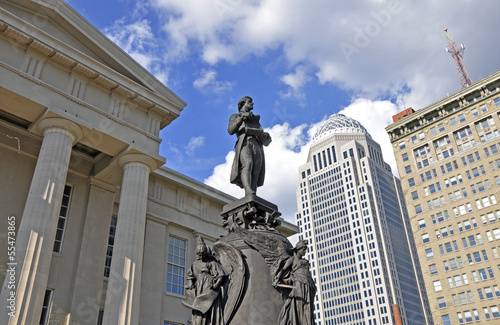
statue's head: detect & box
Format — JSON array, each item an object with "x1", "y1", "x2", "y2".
[
  {"x1": 294, "y1": 240, "x2": 308, "y2": 252},
  {"x1": 195, "y1": 237, "x2": 209, "y2": 258},
  {"x1": 238, "y1": 96, "x2": 253, "y2": 112}
]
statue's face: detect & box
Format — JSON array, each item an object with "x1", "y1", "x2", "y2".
[
  {"x1": 297, "y1": 246, "x2": 307, "y2": 258},
  {"x1": 242, "y1": 98, "x2": 253, "y2": 112}
]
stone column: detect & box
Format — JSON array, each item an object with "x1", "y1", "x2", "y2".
[
  {"x1": 102, "y1": 154, "x2": 156, "y2": 325},
  {"x1": 0, "y1": 118, "x2": 82, "y2": 325}
]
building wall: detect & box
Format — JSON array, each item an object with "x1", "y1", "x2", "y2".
[
  {"x1": 386, "y1": 71, "x2": 500, "y2": 325},
  {"x1": 0, "y1": 123, "x2": 233, "y2": 324},
  {"x1": 0, "y1": 1, "x2": 224, "y2": 324},
  {"x1": 296, "y1": 127, "x2": 432, "y2": 325}
]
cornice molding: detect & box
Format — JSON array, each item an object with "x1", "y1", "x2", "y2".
[
  {"x1": 386, "y1": 71, "x2": 500, "y2": 141},
  {"x1": 0, "y1": 59, "x2": 162, "y2": 143}
]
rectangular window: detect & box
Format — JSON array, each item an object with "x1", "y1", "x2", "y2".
[
  {"x1": 491, "y1": 306, "x2": 500, "y2": 318},
  {"x1": 464, "y1": 310, "x2": 473, "y2": 322},
  {"x1": 437, "y1": 297, "x2": 446, "y2": 308},
  {"x1": 454, "y1": 126, "x2": 472, "y2": 140},
  {"x1": 429, "y1": 264, "x2": 438, "y2": 274},
  {"x1": 166, "y1": 236, "x2": 187, "y2": 295},
  {"x1": 53, "y1": 185, "x2": 72, "y2": 253},
  {"x1": 434, "y1": 280, "x2": 442, "y2": 291},
  {"x1": 408, "y1": 178, "x2": 415, "y2": 187},
  {"x1": 484, "y1": 307, "x2": 491, "y2": 319},
  {"x1": 485, "y1": 287, "x2": 494, "y2": 299},
  {"x1": 476, "y1": 117, "x2": 495, "y2": 131},
  {"x1": 473, "y1": 309, "x2": 480, "y2": 321},
  {"x1": 434, "y1": 136, "x2": 451, "y2": 148},
  {"x1": 39, "y1": 289, "x2": 53, "y2": 325},
  {"x1": 104, "y1": 216, "x2": 117, "y2": 277},
  {"x1": 478, "y1": 288, "x2": 484, "y2": 300}
]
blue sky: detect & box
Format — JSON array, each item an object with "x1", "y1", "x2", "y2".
[{"x1": 67, "y1": 0, "x2": 500, "y2": 221}]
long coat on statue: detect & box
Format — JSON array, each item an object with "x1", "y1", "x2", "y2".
[{"x1": 228, "y1": 113, "x2": 266, "y2": 189}]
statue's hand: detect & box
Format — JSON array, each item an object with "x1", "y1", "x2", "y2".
[
  {"x1": 239, "y1": 112, "x2": 250, "y2": 120},
  {"x1": 260, "y1": 132, "x2": 272, "y2": 146}
]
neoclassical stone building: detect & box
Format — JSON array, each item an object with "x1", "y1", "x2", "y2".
[{"x1": 0, "y1": 1, "x2": 295, "y2": 324}]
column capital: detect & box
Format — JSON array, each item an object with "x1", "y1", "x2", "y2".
[
  {"x1": 37, "y1": 117, "x2": 83, "y2": 144},
  {"x1": 118, "y1": 153, "x2": 157, "y2": 173}
]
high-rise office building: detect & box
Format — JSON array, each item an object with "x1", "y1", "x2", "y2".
[
  {"x1": 296, "y1": 114, "x2": 433, "y2": 325},
  {"x1": 386, "y1": 71, "x2": 500, "y2": 325}
]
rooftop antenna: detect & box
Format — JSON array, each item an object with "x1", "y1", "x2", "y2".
[{"x1": 445, "y1": 28, "x2": 472, "y2": 88}]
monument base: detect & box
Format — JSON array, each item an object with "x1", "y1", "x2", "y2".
[{"x1": 219, "y1": 236, "x2": 285, "y2": 324}]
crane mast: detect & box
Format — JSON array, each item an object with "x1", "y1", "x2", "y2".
[{"x1": 445, "y1": 28, "x2": 472, "y2": 88}]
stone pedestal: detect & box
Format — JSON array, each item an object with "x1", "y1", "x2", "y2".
[
  {"x1": 220, "y1": 238, "x2": 285, "y2": 324},
  {"x1": 221, "y1": 195, "x2": 281, "y2": 231},
  {"x1": 215, "y1": 196, "x2": 292, "y2": 325}
]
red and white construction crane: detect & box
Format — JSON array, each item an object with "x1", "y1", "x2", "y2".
[{"x1": 445, "y1": 28, "x2": 472, "y2": 88}]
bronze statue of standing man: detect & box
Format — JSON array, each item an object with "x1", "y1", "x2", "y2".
[{"x1": 228, "y1": 96, "x2": 271, "y2": 196}]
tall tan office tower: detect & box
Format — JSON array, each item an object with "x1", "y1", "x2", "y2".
[{"x1": 386, "y1": 71, "x2": 500, "y2": 325}]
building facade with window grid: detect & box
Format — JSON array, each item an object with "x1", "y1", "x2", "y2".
[
  {"x1": 296, "y1": 114, "x2": 433, "y2": 325},
  {"x1": 386, "y1": 71, "x2": 500, "y2": 325}
]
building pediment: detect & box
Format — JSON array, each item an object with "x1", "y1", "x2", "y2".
[{"x1": 0, "y1": 0, "x2": 186, "y2": 127}]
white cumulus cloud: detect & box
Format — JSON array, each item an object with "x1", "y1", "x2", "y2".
[
  {"x1": 185, "y1": 136, "x2": 206, "y2": 156},
  {"x1": 151, "y1": 0, "x2": 500, "y2": 107},
  {"x1": 193, "y1": 69, "x2": 234, "y2": 94}
]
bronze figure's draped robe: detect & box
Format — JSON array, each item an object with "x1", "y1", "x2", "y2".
[
  {"x1": 186, "y1": 258, "x2": 227, "y2": 325},
  {"x1": 278, "y1": 242, "x2": 316, "y2": 325}
]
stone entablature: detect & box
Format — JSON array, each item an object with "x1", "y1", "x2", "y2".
[{"x1": 0, "y1": 11, "x2": 183, "y2": 138}]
